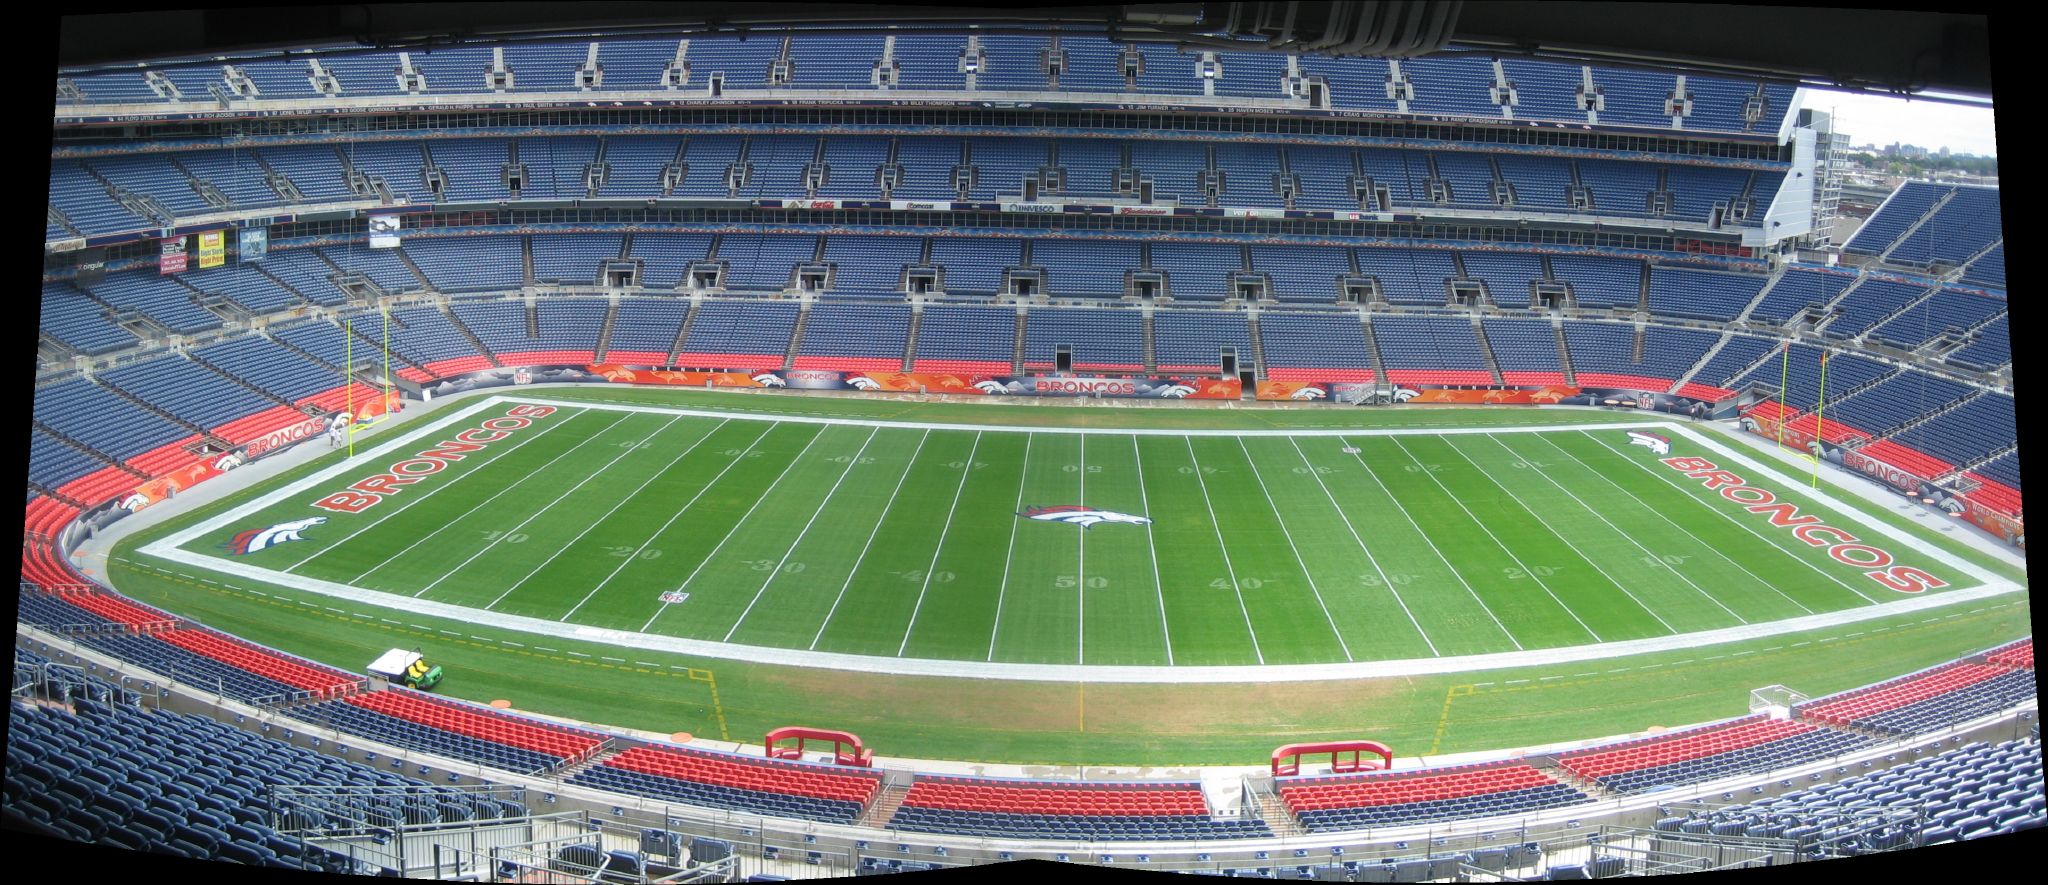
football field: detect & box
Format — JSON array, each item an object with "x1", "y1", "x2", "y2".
[{"x1": 154, "y1": 395, "x2": 1977, "y2": 672}]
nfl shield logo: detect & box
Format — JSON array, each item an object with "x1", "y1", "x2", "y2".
[{"x1": 659, "y1": 591, "x2": 690, "y2": 604}]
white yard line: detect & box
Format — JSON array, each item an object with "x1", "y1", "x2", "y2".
[
  {"x1": 559, "y1": 422, "x2": 776, "y2": 623},
  {"x1": 1388, "y1": 435, "x2": 1607, "y2": 642},
  {"x1": 1130, "y1": 435, "x2": 1174, "y2": 666},
  {"x1": 466, "y1": 415, "x2": 685, "y2": 607},
  {"x1": 896, "y1": 432, "x2": 984, "y2": 656},
  {"x1": 488, "y1": 418, "x2": 727, "y2": 611},
  {"x1": 1455, "y1": 434, "x2": 1714, "y2": 630},
  {"x1": 722, "y1": 427, "x2": 881, "y2": 642},
  {"x1": 1235, "y1": 436, "x2": 1353, "y2": 662},
  {"x1": 1285, "y1": 437, "x2": 1437, "y2": 657},
  {"x1": 985, "y1": 433, "x2": 1031, "y2": 661},
  {"x1": 1077, "y1": 434, "x2": 1086, "y2": 663},
  {"x1": 639, "y1": 425, "x2": 830, "y2": 632},
  {"x1": 1532, "y1": 432, "x2": 1856, "y2": 610},
  {"x1": 1338, "y1": 435, "x2": 1523, "y2": 651},
  {"x1": 815, "y1": 430, "x2": 931, "y2": 651},
  {"x1": 284, "y1": 404, "x2": 584, "y2": 574},
  {"x1": 355, "y1": 412, "x2": 637, "y2": 590},
  {"x1": 1182, "y1": 435, "x2": 1265, "y2": 665}
]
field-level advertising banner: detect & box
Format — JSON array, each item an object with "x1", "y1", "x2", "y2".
[
  {"x1": 237, "y1": 226, "x2": 268, "y2": 262},
  {"x1": 158, "y1": 236, "x2": 187, "y2": 274},
  {"x1": 586, "y1": 366, "x2": 1240, "y2": 398},
  {"x1": 1740, "y1": 412, "x2": 2024, "y2": 549},
  {"x1": 1258, "y1": 381, "x2": 1582, "y2": 404},
  {"x1": 196, "y1": 230, "x2": 226, "y2": 269},
  {"x1": 1565, "y1": 387, "x2": 1735, "y2": 419},
  {"x1": 368, "y1": 213, "x2": 403, "y2": 249},
  {"x1": 57, "y1": 389, "x2": 404, "y2": 552}
]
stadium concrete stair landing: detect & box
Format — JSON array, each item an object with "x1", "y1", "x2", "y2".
[
  {"x1": 1359, "y1": 315, "x2": 1387, "y2": 381},
  {"x1": 783, "y1": 302, "x2": 813, "y2": 372},
  {"x1": 595, "y1": 297, "x2": 620, "y2": 364},
  {"x1": 858, "y1": 782, "x2": 914, "y2": 828},
  {"x1": 665, "y1": 298, "x2": 704, "y2": 368},
  {"x1": 902, "y1": 306, "x2": 922, "y2": 372},
  {"x1": 1246, "y1": 312, "x2": 1266, "y2": 378},
  {"x1": 1248, "y1": 789, "x2": 1306, "y2": 838},
  {"x1": 1552, "y1": 318, "x2": 1576, "y2": 385},
  {"x1": 1473, "y1": 316, "x2": 1506, "y2": 385},
  {"x1": 1141, "y1": 308, "x2": 1158, "y2": 374}
]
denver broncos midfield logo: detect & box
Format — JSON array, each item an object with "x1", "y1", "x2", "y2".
[
  {"x1": 1018, "y1": 505, "x2": 1152, "y2": 529},
  {"x1": 226, "y1": 517, "x2": 327, "y2": 555}
]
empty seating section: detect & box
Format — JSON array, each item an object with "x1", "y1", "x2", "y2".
[
  {"x1": 1550, "y1": 255, "x2": 1641, "y2": 308},
  {"x1": 1984, "y1": 640, "x2": 2033, "y2": 670},
  {"x1": 1245, "y1": 311, "x2": 1376, "y2": 381},
  {"x1": 257, "y1": 250, "x2": 349, "y2": 304},
  {"x1": 629, "y1": 233, "x2": 713, "y2": 289},
  {"x1": 320, "y1": 245, "x2": 420, "y2": 294},
  {"x1": 965, "y1": 138, "x2": 1045, "y2": 200},
  {"x1": 817, "y1": 138, "x2": 890, "y2": 200},
  {"x1": 914, "y1": 306, "x2": 1016, "y2": 373},
  {"x1": 1213, "y1": 142, "x2": 1284, "y2": 207},
  {"x1": 1945, "y1": 316, "x2": 2009, "y2": 371},
  {"x1": 1575, "y1": 159, "x2": 1657, "y2": 217},
  {"x1": 1661, "y1": 165, "x2": 1749, "y2": 222},
  {"x1": 1559, "y1": 716, "x2": 1878, "y2": 793},
  {"x1": 423, "y1": 139, "x2": 511, "y2": 201},
  {"x1": 1359, "y1": 248, "x2": 1455, "y2": 305},
  {"x1": 1130, "y1": 141, "x2": 1205, "y2": 202},
  {"x1": 1430, "y1": 152, "x2": 1499, "y2": 209},
  {"x1": 7, "y1": 698, "x2": 437, "y2": 869},
  {"x1": 30, "y1": 428, "x2": 108, "y2": 491},
  {"x1": 1251, "y1": 245, "x2": 1348, "y2": 304},
  {"x1": 1751, "y1": 267, "x2": 1852, "y2": 324},
  {"x1": 891, "y1": 137, "x2": 962, "y2": 199},
  {"x1": 930, "y1": 238, "x2": 1020, "y2": 294},
  {"x1": 1024, "y1": 308, "x2": 1143, "y2": 371},
  {"x1": 1400, "y1": 56, "x2": 1500, "y2": 118},
  {"x1": 606, "y1": 299, "x2": 688, "y2": 363},
  {"x1": 1498, "y1": 152, "x2": 1585, "y2": 211},
  {"x1": 180, "y1": 264, "x2": 301, "y2": 313},
  {"x1": 678, "y1": 301, "x2": 798, "y2": 369},
  {"x1": 1035, "y1": 240, "x2": 1137, "y2": 298},
  {"x1": 1481, "y1": 319, "x2": 1564, "y2": 384},
  {"x1": 569, "y1": 744, "x2": 880, "y2": 823},
  {"x1": 330, "y1": 689, "x2": 603, "y2": 765},
  {"x1": 1844, "y1": 182, "x2": 1949, "y2": 256},
  {"x1": 1296, "y1": 55, "x2": 1397, "y2": 113},
  {"x1": 1829, "y1": 372, "x2": 1975, "y2": 438},
  {"x1": 1960, "y1": 243, "x2": 2005, "y2": 290},
  {"x1": 1825, "y1": 278, "x2": 1933, "y2": 339},
  {"x1": 1559, "y1": 322, "x2": 1651, "y2": 386},
  {"x1": 86, "y1": 273, "x2": 220, "y2": 334},
  {"x1": 738, "y1": 135, "x2": 812, "y2": 198},
  {"x1": 677, "y1": 136, "x2": 742, "y2": 197},
  {"x1": 154, "y1": 630, "x2": 358, "y2": 696},
  {"x1": 447, "y1": 301, "x2": 529, "y2": 355},
  {"x1": 1647, "y1": 267, "x2": 1765, "y2": 322},
  {"x1": 411, "y1": 46, "x2": 494, "y2": 93},
  {"x1": 338, "y1": 141, "x2": 429, "y2": 203},
  {"x1": 1285, "y1": 145, "x2": 1359, "y2": 210},
  {"x1": 1971, "y1": 452, "x2": 2022, "y2": 493},
  {"x1": 1460, "y1": 252, "x2": 1543, "y2": 308},
  {"x1": 794, "y1": 304, "x2": 911, "y2": 371},
  {"x1": 270, "y1": 320, "x2": 351, "y2": 367},
  {"x1": 523, "y1": 300, "x2": 607, "y2": 362},
  {"x1": 86, "y1": 154, "x2": 209, "y2": 217},
  {"x1": 382, "y1": 307, "x2": 487, "y2": 371},
  {"x1": 40, "y1": 283, "x2": 138, "y2": 355},
  {"x1": 1281, "y1": 764, "x2": 1588, "y2": 832},
  {"x1": 193, "y1": 336, "x2": 339, "y2": 403},
  {"x1": 531, "y1": 234, "x2": 622, "y2": 284},
  {"x1": 1729, "y1": 345, "x2": 1891, "y2": 413},
  {"x1": 1893, "y1": 392, "x2": 2015, "y2": 467},
  {"x1": 1213, "y1": 51, "x2": 1287, "y2": 99},
  {"x1": 1870, "y1": 288, "x2": 2003, "y2": 347},
  {"x1": 1151, "y1": 242, "x2": 1242, "y2": 300},
  {"x1": 894, "y1": 34, "x2": 964, "y2": 90},
  {"x1": 889, "y1": 777, "x2": 1269, "y2": 841},
  {"x1": 34, "y1": 379, "x2": 190, "y2": 461},
  {"x1": 1887, "y1": 185, "x2": 2001, "y2": 267},
  {"x1": 67, "y1": 632, "x2": 313, "y2": 703},
  {"x1": 1372, "y1": 316, "x2": 1491, "y2": 385},
  {"x1": 405, "y1": 237, "x2": 524, "y2": 291},
  {"x1": 717, "y1": 233, "x2": 816, "y2": 291},
  {"x1": 1689, "y1": 334, "x2": 1778, "y2": 389},
  {"x1": 502, "y1": 43, "x2": 588, "y2": 91},
  {"x1": 1151, "y1": 312, "x2": 1249, "y2": 372},
  {"x1": 975, "y1": 35, "x2": 1049, "y2": 91},
  {"x1": 1801, "y1": 661, "x2": 2039, "y2": 736},
  {"x1": 1684, "y1": 739, "x2": 2042, "y2": 848},
  {"x1": 256, "y1": 145, "x2": 352, "y2": 202},
  {"x1": 1499, "y1": 59, "x2": 1586, "y2": 124},
  {"x1": 822, "y1": 235, "x2": 920, "y2": 295},
  {"x1": 598, "y1": 135, "x2": 681, "y2": 198}
]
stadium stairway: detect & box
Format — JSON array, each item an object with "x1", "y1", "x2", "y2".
[
  {"x1": 857, "y1": 781, "x2": 914, "y2": 828},
  {"x1": 439, "y1": 303, "x2": 504, "y2": 368}
]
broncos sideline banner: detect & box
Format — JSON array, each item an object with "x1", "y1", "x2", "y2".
[
  {"x1": 1259, "y1": 381, "x2": 1581, "y2": 405},
  {"x1": 582, "y1": 365, "x2": 1241, "y2": 398},
  {"x1": 1740, "y1": 412, "x2": 2023, "y2": 549},
  {"x1": 58, "y1": 390, "x2": 404, "y2": 551}
]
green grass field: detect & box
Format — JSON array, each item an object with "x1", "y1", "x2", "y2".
[{"x1": 103, "y1": 388, "x2": 2027, "y2": 764}]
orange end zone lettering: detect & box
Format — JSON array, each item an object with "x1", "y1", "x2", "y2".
[
  {"x1": 313, "y1": 492, "x2": 378, "y2": 514},
  {"x1": 1864, "y1": 566, "x2": 1949, "y2": 594}
]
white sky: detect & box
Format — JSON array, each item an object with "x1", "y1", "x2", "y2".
[{"x1": 1805, "y1": 88, "x2": 1999, "y2": 157}]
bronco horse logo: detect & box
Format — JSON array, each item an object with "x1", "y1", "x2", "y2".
[
  {"x1": 226, "y1": 517, "x2": 328, "y2": 555},
  {"x1": 1018, "y1": 505, "x2": 1153, "y2": 530}
]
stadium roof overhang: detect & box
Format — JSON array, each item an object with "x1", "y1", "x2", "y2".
[{"x1": 57, "y1": 2, "x2": 1993, "y2": 103}]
